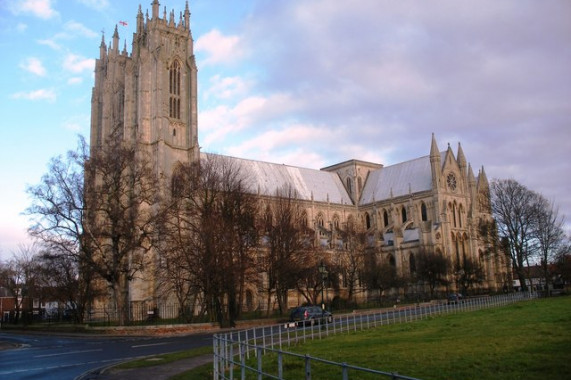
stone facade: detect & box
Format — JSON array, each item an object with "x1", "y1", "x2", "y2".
[{"x1": 90, "y1": 1, "x2": 509, "y2": 312}]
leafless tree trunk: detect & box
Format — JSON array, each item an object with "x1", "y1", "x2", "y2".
[
  {"x1": 26, "y1": 137, "x2": 95, "y2": 322},
  {"x1": 336, "y1": 220, "x2": 367, "y2": 303},
  {"x1": 533, "y1": 197, "x2": 565, "y2": 294},
  {"x1": 490, "y1": 179, "x2": 542, "y2": 292},
  {"x1": 157, "y1": 155, "x2": 258, "y2": 327},
  {"x1": 262, "y1": 186, "x2": 311, "y2": 315},
  {"x1": 415, "y1": 248, "x2": 451, "y2": 298},
  {"x1": 83, "y1": 128, "x2": 158, "y2": 325}
]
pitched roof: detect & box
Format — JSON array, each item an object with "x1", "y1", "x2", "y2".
[
  {"x1": 203, "y1": 153, "x2": 353, "y2": 204},
  {"x1": 359, "y1": 152, "x2": 444, "y2": 205}
]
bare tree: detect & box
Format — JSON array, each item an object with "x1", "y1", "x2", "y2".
[
  {"x1": 0, "y1": 245, "x2": 40, "y2": 324},
  {"x1": 83, "y1": 128, "x2": 158, "y2": 325},
  {"x1": 157, "y1": 155, "x2": 258, "y2": 327},
  {"x1": 26, "y1": 137, "x2": 94, "y2": 322},
  {"x1": 490, "y1": 179, "x2": 542, "y2": 291},
  {"x1": 554, "y1": 238, "x2": 571, "y2": 287},
  {"x1": 533, "y1": 196, "x2": 566, "y2": 293},
  {"x1": 362, "y1": 253, "x2": 404, "y2": 306},
  {"x1": 457, "y1": 256, "x2": 485, "y2": 295},
  {"x1": 415, "y1": 248, "x2": 451, "y2": 298},
  {"x1": 262, "y1": 186, "x2": 311, "y2": 315},
  {"x1": 336, "y1": 219, "x2": 367, "y2": 303},
  {"x1": 154, "y1": 164, "x2": 200, "y2": 322}
]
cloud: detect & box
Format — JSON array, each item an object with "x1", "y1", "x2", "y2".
[
  {"x1": 67, "y1": 77, "x2": 83, "y2": 85},
  {"x1": 63, "y1": 21, "x2": 98, "y2": 38},
  {"x1": 11, "y1": 88, "x2": 56, "y2": 102},
  {"x1": 76, "y1": 0, "x2": 110, "y2": 11},
  {"x1": 194, "y1": 0, "x2": 571, "y2": 224},
  {"x1": 195, "y1": 29, "x2": 246, "y2": 66},
  {"x1": 16, "y1": 23, "x2": 28, "y2": 32},
  {"x1": 63, "y1": 53, "x2": 94, "y2": 73},
  {"x1": 62, "y1": 114, "x2": 89, "y2": 132},
  {"x1": 203, "y1": 75, "x2": 252, "y2": 100},
  {"x1": 20, "y1": 57, "x2": 47, "y2": 76},
  {"x1": 37, "y1": 38, "x2": 61, "y2": 50},
  {"x1": 10, "y1": 0, "x2": 59, "y2": 19}
]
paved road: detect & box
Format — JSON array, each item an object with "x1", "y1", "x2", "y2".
[{"x1": 0, "y1": 331, "x2": 212, "y2": 380}]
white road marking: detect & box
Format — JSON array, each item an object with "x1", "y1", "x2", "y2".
[
  {"x1": 34, "y1": 348, "x2": 103, "y2": 358},
  {"x1": 131, "y1": 341, "x2": 171, "y2": 348}
]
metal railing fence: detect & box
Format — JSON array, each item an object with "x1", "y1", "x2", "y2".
[{"x1": 213, "y1": 291, "x2": 536, "y2": 380}]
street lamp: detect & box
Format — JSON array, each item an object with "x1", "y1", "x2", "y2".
[{"x1": 318, "y1": 261, "x2": 328, "y2": 315}]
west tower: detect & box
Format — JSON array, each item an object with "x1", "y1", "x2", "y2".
[
  {"x1": 90, "y1": 0, "x2": 199, "y2": 178},
  {"x1": 89, "y1": 1, "x2": 199, "y2": 305}
]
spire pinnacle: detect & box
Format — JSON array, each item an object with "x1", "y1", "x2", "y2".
[
  {"x1": 184, "y1": 0, "x2": 190, "y2": 29},
  {"x1": 457, "y1": 142, "x2": 466, "y2": 169},
  {"x1": 430, "y1": 133, "x2": 440, "y2": 158}
]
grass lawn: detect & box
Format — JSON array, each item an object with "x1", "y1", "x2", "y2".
[{"x1": 180, "y1": 296, "x2": 571, "y2": 380}]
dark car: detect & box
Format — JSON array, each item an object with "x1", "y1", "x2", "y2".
[
  {"x1": 447, "y1": 293, "x2": 463, "y2": 304},
  {"x1": 289, "y1": 306, "x2": 333, "y2": 326}
]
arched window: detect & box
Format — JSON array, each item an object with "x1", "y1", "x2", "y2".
[
  {"x1": 458, "y1": 204, "x2": 463, "y2": 228},
  {"x1": 454, "y1": 233, "x2": 460, "y2": 269},
  {"x1": 301, "y1": 211, "x2": 308, "y2": 228},
  {"x1": 401, "y1": 207, "x2": 407, "y2": 223},
  {"x1": 316, "y1": 213, "x2": 324, "y2": 228},
  {"x1": 365, "y1": 212, "x2": 371, "y2": 229},
  {"x1": 346, "y1": 177, "x2": 352, "y2": 194},
  {"x1": 383, "y1": 210, "x2": 389, "y2": 227},
  {"x1": 169, "y1": 60, "x2": 181, "y2": 119},
  {"x1": 452, "y1": 202, "x2": 457, "y2": 228},
  {"x1": 421, "y1": 202, "x2": 428, "y2": 221},
  {"x1": 358, "y1": 177, "x2": 363, "y2": 193},
  {"x1": 332, "y1": 214, "x2": 340, "y2": 230}
]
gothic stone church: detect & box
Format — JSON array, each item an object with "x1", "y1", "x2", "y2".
[{"x1": 90, "y1": 1, "x2": 509, "y2": 312}]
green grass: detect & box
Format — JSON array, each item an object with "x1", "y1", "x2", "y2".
[{"x1": 180, "y1": 296, "x2": 571, "y2": 380}]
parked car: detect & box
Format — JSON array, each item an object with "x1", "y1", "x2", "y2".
[
  {"x1": 289, "y1": 306, "x2": 333, "y2": 326},
  {"x1": 447, "y1": 293, "x2": 463, "y2": 304}
]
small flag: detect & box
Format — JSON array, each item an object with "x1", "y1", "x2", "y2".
[{"x1": 119, "y1": 21, "x2": 128, "y2": 26}]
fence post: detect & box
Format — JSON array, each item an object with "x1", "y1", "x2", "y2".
[
  {"x1": 257, "y1": 347, "x2": 263, "y2": 380},
  {"x1": 213, "y1": 336, "x2": 219, "y2": 380},
  {"x1": 229, "y1": 343, "x2": 234, "y2": 380},
  {"x1": 240, "y1": 342, "x2": 246, "y2": 380},
  {"x1": 305, "y1": 354, "x2": 311, "y2": 380},
  {"x1": 278, "y1": 352, "x2": 283, "y2": 379},
  {"x1": 342, "y1": 362, "x2": 349, "y2": 380},
  {"x1": 245, "y1": 329, "x2": 250, "y2": 360}
]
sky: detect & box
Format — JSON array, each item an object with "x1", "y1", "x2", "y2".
[{"x1": 0, "y1": 0, "x2": 570, "y2": 261}]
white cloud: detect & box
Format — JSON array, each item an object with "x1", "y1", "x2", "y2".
[
  {"x1": 63, "y1": 53, "x2": 94, "y2": 73},
  {"x1": 11, "y1": 88, "x2": 56, "y2": 102},
  {"x1": 20, "y1": 57, "x2": 47, "y2": 76},
  {"x1": 67, "y1": 77, "x2": 83, "y2": 85},
  {"x1": 37, "y1": 38, "x2": 61, "y2": 50},
  {"x1": 64, "y1": 21, "x2": 98, "y2": 38},
  {"x1": 204, "y1": 75, "x2": 251, "y2": 100},
  {"x1": 195, "y1": 29, "x2": 246, "y2": 66},
  {"x1": 10, "y1": 0, "x2": 59, "y2": 19},
  {"x1": 62, "y1": 114, "x2": 89, "y2": 132},
  {"x1": 76, "y1": 0, "x2": 110, "y2": 11}
]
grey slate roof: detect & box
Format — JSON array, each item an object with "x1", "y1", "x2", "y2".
[
  {"x1": 359, "y1": 152, "x2": 444, "y2": 205},
  {"x1": 203, "y1": 153, "x2": 353, "y2": 204},
  {"x1": 203, "y1": 150, "x2": 443, "y2": 207}
]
